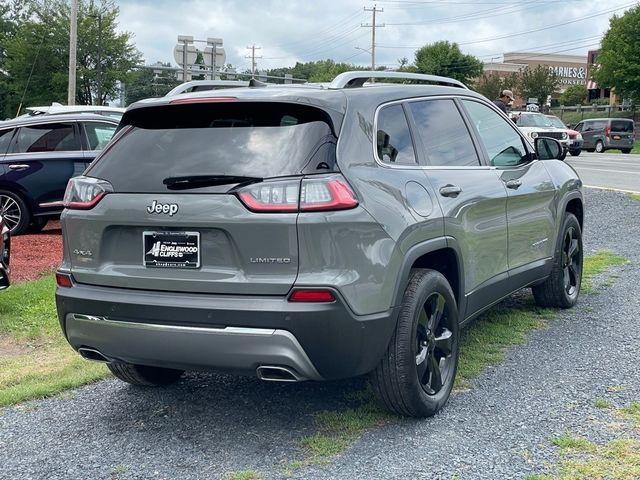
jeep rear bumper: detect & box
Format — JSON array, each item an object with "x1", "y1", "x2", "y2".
[{"x1": 56, "y1": 281, "x2": 399, "y2": 380}]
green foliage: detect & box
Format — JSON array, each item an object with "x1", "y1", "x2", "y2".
[
  {"x1": 125, "y1": 64, "x2": 180, "y2": 105},
  {"x1": 517, "y1": 65, "x2": 560, "y2": 106},
  {"x1": 413, "y1": 41, "x2": 483, "y2": 84},
  {"x1": 593, "y1": 5, "x2": 640, "y2": 104},
  {"x1": 2, "y1": 0, "x2": 141, "y2": 114},
  {"x1": 473, "y1": 72, "x2": 520, "y2": 101},
  {"x1": 266, "y1": 59, "x2": 365, "y2": 83},
  {"x1": 560, "y1": 85, "x2": 587, "y2": 106}
]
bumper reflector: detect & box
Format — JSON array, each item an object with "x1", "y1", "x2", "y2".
[
  {"x1": 288, "y1": 289, "x2": 336, "y2": 303},
  {"x1": 56, "y1": 272, "x2": 74, "y2": 288}
]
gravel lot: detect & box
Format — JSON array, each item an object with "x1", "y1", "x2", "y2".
[{"x1": 1, "y1": 188, "x2": 639, "y2": 480}]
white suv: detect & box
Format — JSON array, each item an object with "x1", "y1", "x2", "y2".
[{"x1": 513, "y1": 112, "x2": 570, "y2": 159}]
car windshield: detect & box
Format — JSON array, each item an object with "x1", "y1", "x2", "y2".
[
  {"x1": 518, "y1": 114, "x2": 553, "y2": 128},
  {"x1": 546, "y1": 116, "x2": 566, "y2": 129}
]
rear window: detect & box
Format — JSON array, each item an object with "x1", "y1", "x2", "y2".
[
  {"x1": 88, "y1": 103, "x2": 338, "y2": 193},
  {"x1": 611, "y1": 120, "x2": 634, "y2": 132}
]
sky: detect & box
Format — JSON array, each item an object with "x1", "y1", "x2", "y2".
[{"x1": 114, "y1": 0, "x2": 638, "y2": 73}]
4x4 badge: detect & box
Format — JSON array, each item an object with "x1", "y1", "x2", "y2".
[{"x1": 146, "y1": 200, "x2": 179, "y2": 216}]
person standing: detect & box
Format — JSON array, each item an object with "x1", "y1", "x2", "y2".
[{"x1": 493, "y1": 89, "x2": 514, "y2": 113}]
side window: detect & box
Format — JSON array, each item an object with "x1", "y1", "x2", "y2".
[
  {"x1": 574, "y1": 122, "x2": 583, "y2": 132},
  {"x1": 15, "y1": 123, "x2": 79, "y2": 153},
  {"x1": 83, "y1": 122, "x2": 117, "y2": 150},
  {"x1": 0, "y1": 129, "x2": 15, "y2": 154},
  {"x1": 409, "y1": 99, "x2": 480, "y2": 167},
  {"x1": 376, "y1": 104, "x2": 417, "y2": 165},
  {"x1": 462, "y1": 100, "x2": 528, "y2": 167}
]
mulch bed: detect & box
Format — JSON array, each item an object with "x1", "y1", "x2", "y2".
[{"x1": 10, "y1": 221, "x2": 63, "y2": 283}]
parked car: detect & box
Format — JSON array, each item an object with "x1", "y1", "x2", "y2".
[
  {"x1": 513, "y1": 111, "x2": 570, "y2": 159},
  {"x1": 573, "y1": 118, "x2": 635, "y2": 153},
  {"x1": 0, "y1": 215, "x2": 10, "y2": 290},
  {"x1": 0, "y1": 113, "x2": 119, "y2": 235},
  {"x1": 19, "y1": 103, "x2": 125, "y2": 122},
  {"x1": 546, "y1": 115, "x2": 583, "y2": 157},
  {"x1": 56, "y1": 71, "x2": 583, "y2": 418}
]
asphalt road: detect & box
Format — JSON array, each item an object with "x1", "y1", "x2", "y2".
[
  {"x1": 565, "y1": 151, "x2": 640, "y2": 192},
  {"x1": 1, "y1": 188, "x2": 639, "y2": 480}
]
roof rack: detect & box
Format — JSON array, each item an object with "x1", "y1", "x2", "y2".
[{"x1": 328, "y1": 71, "x2": 468, "y2": 90}]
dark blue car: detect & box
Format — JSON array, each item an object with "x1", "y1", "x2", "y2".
[{"x1": 0, "y1": 113, "x2": 118, "y2": 234}]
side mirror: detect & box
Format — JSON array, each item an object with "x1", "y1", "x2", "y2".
[{"x1": 535, "y1": 137, "x2": 563, "y2": 160}]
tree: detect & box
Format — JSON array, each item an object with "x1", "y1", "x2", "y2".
[
  {"x1": 593, "y1": 5, "x2": 640, "y2": 105},
  {"x1": 125, "y1": 63, "x2": 180, "y2": 105},
  {"x1": 472, "y1": 72, "x2": 520, "y2": 102},
  {"x1": 559, "y1": 85, "x2": 587, "y2": 106},
  {"x1": 413, "y1": 41, "x2": 483, "y2": 84},
  {"x1": 517, "y1": 65, "x2": 560, "y2": 106},
  {"x1": 267, "y1": 60, "x2": 364, "y2": 83},
  {"x1": 3, "y1": 0, "x2": 141, "y2": 113}
]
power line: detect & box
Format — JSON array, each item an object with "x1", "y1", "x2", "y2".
[{"x1": 245, "y1": 44, "x2": 262, "y2": 74}]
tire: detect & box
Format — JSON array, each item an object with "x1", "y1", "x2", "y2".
[
  {"x1": 621, "y1": 149, "x2": 631, "y2": 154},
  {"x1": 107, "y1": 362, "x2": 184, "y2": 386},
  {"x1": 25, "y1": 217, "x2": 48, "y2": 234},
  {"x1": 569, "y1": 149, "x2": 581, "y2": 157},
  {"x1": 532, "y1": 213, "x2": 582, "y2": 309},
  {"x1": 370, "y1": 269, "x2": 459, "y2": 418},
  {"x1": 595, "y1": 140, "x2": 604, "y2": 153},
  {"x1": 0, "y1": 190, "x2": 30, "y2": 235}
]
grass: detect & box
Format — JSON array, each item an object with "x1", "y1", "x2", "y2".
[
  {"x1": 617, "y1": 403, "x2": 640, "y2": 426},
  {"x1": 628, "y1": 193, "x2": 640, "y2": 202},
  {"x1": 551, "y1": 109, "x2": 634, "y2": 127},
  {"x1": 594, "y1": 398, "x2": 611, "y2": 409},
  {"x1": 581, "y1": 250, "x2": 629, "y2": 294},
  {"x1": 538, "y1": 425, "x2": 640, "y2": 480},
  {"x1": 0, "y1": 274, "x2": 109, "y2": 406}
]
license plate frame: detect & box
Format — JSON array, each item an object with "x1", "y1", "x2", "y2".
[
  {"x1": 612, "y1": 135, "x2": 621, "y2": 140},
  {"x1": 143, "y1": 231, "x2": 200, "y2": 269}
]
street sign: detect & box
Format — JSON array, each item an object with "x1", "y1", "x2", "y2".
[
  {"x1": 173, "y1": 43, "x2": 197, "y2": 66},
  {"x1": 202, "y1": 46, "x2": 225, "y2": 67}
]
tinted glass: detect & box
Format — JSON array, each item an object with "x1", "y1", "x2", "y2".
[
  {"x1": 89, "y1": 103, "x2": 337, "y2": 192},
  {"x1": 376, "y1": 104, "x2": 416, "y2": 165},
  {"x1": 15, "y1": 123, "x2": 78, "y2": 153},
  {"x1": 611, "y1": 120, "x2": 634, "y2": 132},
  {"x1": 462, "y1": 100, "x2": 528, "y2": 167},
  {"x1": 83, "y1": 122, "x2": 117, "y2": 150},
  {"x1": 0, "y1": 129, "x2": 15, "y2": 154},
  {"x1": 409, "y1": 99, "x2": 479, "y2": 167}
]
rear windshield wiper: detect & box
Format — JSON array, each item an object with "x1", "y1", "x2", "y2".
[{"x1": 163, "y1": 175, "x2": 263, "y2": 190}]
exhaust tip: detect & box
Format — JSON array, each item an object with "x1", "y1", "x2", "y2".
[
  {"x1": 77, "y1": 347, "x2": 110, "y2": 363},
  {"x1": 256, "y1": 365, "x2": 304, "y2": 382}
]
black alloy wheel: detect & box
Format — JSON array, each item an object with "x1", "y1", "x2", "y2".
[
  {"x1": 415, "y1": 292, "x2": 455, "y2": 396},
  {"x1": 561, "y1": 223, "x2": 581, "y2": 299},
  {"x1": 370, "y1": 269, "x2": 459, "y2": 417}
]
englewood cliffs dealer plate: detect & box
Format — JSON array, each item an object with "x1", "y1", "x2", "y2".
[{"x1": 143, "y1": 231, "x2": 200, "y2": 268}]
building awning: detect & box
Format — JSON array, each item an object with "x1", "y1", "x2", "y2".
[{"x1": 587, "y1": 80, "x2": 598, "y2": 89}]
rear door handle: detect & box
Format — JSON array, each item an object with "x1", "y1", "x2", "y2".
[
  {"x1": 439, "y1": 185, "x2": 462, "y2": 197},
  {"x1": 8, "y1": 164, "x2": 30, "y2": 171},
  {"x1": 505, "y1": 179, "x2": 522, "y2": 189}
]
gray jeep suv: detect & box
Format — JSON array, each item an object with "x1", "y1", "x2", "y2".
[{"x1": 56, "y1": 72, "x2": 584, "y2": 418}]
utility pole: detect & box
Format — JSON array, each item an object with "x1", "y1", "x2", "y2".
[
  {"x1": 362, "y1": 4, "x2": 384, "y2": 73},
  {"x1": 96, "y1": 14, "x2": 102, "y2": 105},
  {"x1": 67, "y1": 0, "x2": 78, "y2": 105},
  {"x1": 245, "y1": 44, "x2": 262, "y2": 75}
]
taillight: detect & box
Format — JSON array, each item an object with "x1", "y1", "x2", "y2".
[
  {"x1": 63, "y1": 176, "x2": 113, "y2": 210},
  {"x1": 237, "y1": 175, "x2": 358, "y2": 213},
  {"x1": 288, "y1": 289, "x2": 336, "y2": 303},
  {"x1": 604, "y1": 126, "x2": 611, "y2": 137}
]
